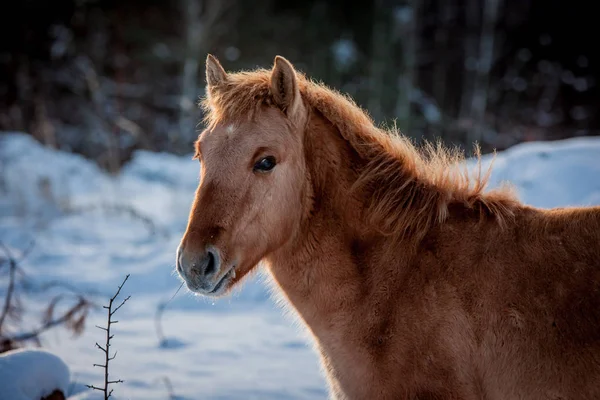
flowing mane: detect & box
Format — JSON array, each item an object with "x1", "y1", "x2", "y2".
[{"x1": 201, "y1": 67, "x2": 519, "y2": 239}]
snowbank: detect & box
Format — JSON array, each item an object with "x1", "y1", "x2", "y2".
[
  {"x1": 0, "y1": 348, "x2": 70, "y2": 400},
  {"x1": 478, "y1": 136, "x2": 600, "y2": 208}
]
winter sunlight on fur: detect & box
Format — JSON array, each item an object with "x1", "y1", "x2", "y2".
[{"x1": 176, "y1": 55, "x2": 600, "y2": 400}]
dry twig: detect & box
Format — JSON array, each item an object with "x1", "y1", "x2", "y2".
[
  {"x1": 0, "y1": 240, "x2": 93, "y2": 353},
  {"x1": 86, "y1": 274, "x2": 131, "y2": 399}
]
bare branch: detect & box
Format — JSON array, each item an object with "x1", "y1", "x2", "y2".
[
  {"x1": 87, "y1": 274, "x2": 130, "y2": 400},
  {"x1": 110, "y1": 274, "x2": 130, "y2": 304},
  {"x1": 17, "y1": 240, "x2": 36, "y2": 263},
  {"x1": 0, "y1": 241, "x2": 15, "y2": 260},
  {"x1": 161, "y1": 376, "x2": 178, "y2": 400},
  {"x1": 0, "y1": 241, "x2": 18, "y2": 333},
  {"x1": 6, "y1": 298, "x2": 92, "y2": 342},
  {"x1": 25, "y1": 279, "x2": 100, "y2": 298},
  {"x1": 110, "y1": 295, "x2": 131, "y2": 316},
  {"x1": 0, "y1": 240, "x2": 94, "y2": 354},
  {"x1": 65, "y1": 204, "x2": 165, "y2": 237}
]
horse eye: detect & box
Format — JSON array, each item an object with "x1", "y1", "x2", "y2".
[{"x1": 254, "y1": 156, "x2": 277, "y2": 172}]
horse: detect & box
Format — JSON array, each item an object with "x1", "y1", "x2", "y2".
[{"x1": 175, "y1": 54, "x2": 600, "y2": 400}]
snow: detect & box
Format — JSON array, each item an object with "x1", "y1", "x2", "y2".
[
  {"x1": 0, "y1": 348, "x2": 70, "y2": 400},
  {"x1": 1, "y1": 131, "x2": 599, "y2": 399},
  {"x1": 475, "y1": 136, "x2": 600, "y2": 208}
]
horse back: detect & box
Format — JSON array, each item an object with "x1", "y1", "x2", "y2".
[{"x1": 427, "y1": 204, "x2": 600, "y2": 398}]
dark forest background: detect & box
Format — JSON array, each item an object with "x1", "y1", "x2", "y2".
[{"x1": 0, "y1": 0, "x2": 597, "y2": 172}]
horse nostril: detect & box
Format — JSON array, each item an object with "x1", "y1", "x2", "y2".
[
  {"x1": 176, "y1": 246, "x2": 183, "y2": 273},
  {"x1": 181, "y1": 246, "x2": 221, "y2": 279},
  {"x1": 205, "y1": 249, "x2": 217, "y2": 276}
]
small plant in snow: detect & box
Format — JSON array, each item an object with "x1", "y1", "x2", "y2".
[
  {"x1": 86, "y1": 274, "x2": 131, "y2": 399},
  {"x1": 0, "y1": 240, "x2": 93, "y2": 353}
]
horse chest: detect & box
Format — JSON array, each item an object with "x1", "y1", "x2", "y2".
[{"x1": 313, "y1": 316, "x2": 407, "y2": 398}]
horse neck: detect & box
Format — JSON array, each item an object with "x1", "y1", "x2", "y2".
[{"x1": 265, "y1": 108, "x2": 406, "y2": 331}]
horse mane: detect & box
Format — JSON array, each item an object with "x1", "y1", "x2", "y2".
[{"x1": 201, "y1": 67, "x2": 520, "y2": 239}]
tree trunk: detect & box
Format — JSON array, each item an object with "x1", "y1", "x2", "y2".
[
  {"x1": 367, "y1": 0, "x2": 387, "y2": 124},
  {"x1": 469, "y1": 0, "x2": 501, "y2": 145},
  {"x1": 394, "y1": 0, "x2": 420, "y2": 133},
  {"x1": 458, "y1": 0, "x2": 480, "y2": 124},
  {"x1": 178, "y1": 0, "x2": 203, "y2": 148},
  {"x1": 433, "y1": 1, "x2": 454, "y2": 114}
]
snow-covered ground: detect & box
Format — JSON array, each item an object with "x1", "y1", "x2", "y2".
[
  {"x1": 0, "y1": 348, "x2": 70, "y2": 400},
  {"x1": 1, "y1": 132, "x2": 599, "y2": 399}
]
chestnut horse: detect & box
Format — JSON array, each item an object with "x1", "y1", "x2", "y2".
[{"x1": 176, "y1": 55, "x2": 600, "y2": 399}]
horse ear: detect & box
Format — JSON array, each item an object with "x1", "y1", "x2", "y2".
[
  {"x1": 206, "y1": 54, "x2": 227, "y2": 88},
  {"x1": 270, "y1": 56, "x2": 302, "y2": 117}
]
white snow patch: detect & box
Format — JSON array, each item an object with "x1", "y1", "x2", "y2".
[
  {"x1": 474, "y1": 136, "x2": 600, "y2": 208},
  {"x1": 0, "y1": 348, "x2": 70, "y2": 400}
]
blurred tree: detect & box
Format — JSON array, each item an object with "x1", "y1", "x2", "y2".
[
  {"x1": 0, "y1": 0, "x2": 597, "y2": 168},
  {"x1": 178, "y1": 0, "x2": 234, "y2": 149}
]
